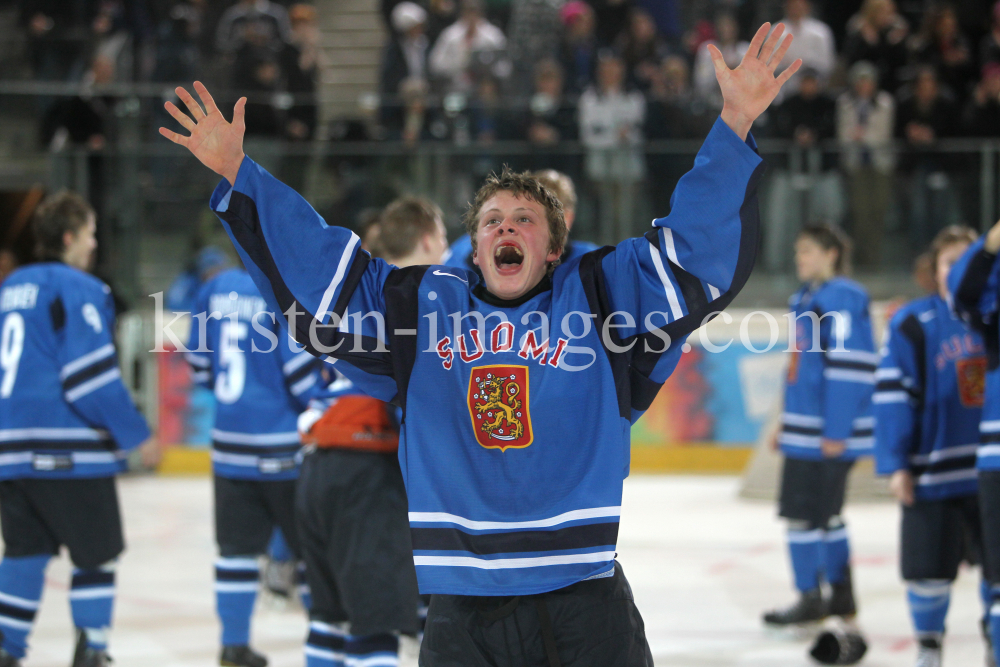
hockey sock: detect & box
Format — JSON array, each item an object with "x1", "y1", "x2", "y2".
[
  {"x1": 0, "y1": 555, "x2": 49, "y2": 659},
  {"x1": 787, "y1": 524, "x2": 824, "y2": 592},
  {"x1": 304, "y1": 620, "x2": 347, "y2": 667},
  {"x1": 297, "y1": 562, "x2": 311, "y2": 611},
  {"x1": 69, "y1": 562, "x2": 116, "y2": 651},
  {"x1": 990, "y1": 586, "x2": 1000, "y2": 666},
  {"x1": 346, "y1": 632, "x2": 399, "y2": 667},
  {"x1": 215, "y1": 557, "x2": 259, "y2": 647},
  {"x1": 268, "y1": 530, "x2": 292, "y2": 563},
  {"x1": 906, "y1": 579, "x2": 951, "y2": 641},
  {"x1": 823, "y1": 517, "x2": 851, "y2": 585}
]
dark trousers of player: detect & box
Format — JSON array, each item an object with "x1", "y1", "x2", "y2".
[
  {"x1": 214, "y1": 475, "x2": 300, "y2": 648},
  {"x1": 900, "y1": 493, "x2": 984, "y2": 642},
  {"x1": 0, "y1": 477, "x2": 124, "y2": 657},
  {"x1": 420, "y1": 561, "x2": 652, "y2": 667},
  {"x1": 979, "y1": 471, "x2": 1000, "y2": 663},
  {"x1": 296, "y1": 448, "x2": 419, "y2": 666},
  {"x1": 778, "y1": 457, "x2": 854, "y2": 592}
]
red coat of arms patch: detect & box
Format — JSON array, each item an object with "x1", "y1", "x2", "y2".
[
  {"x1": 467, "y1": 365, "x2": 533, "y2": 450},
  {"x1": 957, "y1": 356, "x2": 986, "y2": 408}
]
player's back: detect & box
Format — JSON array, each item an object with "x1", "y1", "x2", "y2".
[
  {"x1": 188, "y1": 268, "x2": 321, "y2": 479},
  {"x1": 0, "y1": 263, "x2": 147, "y2": 478}
]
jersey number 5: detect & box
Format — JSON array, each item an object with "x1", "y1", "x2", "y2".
[
  {"x1": 0, "y1": 312, "x2": 24, "y2": 398},
  {"x1": 215, "y1": 319, "x2": 247, "y2": 404}
]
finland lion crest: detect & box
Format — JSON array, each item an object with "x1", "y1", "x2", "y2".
[{"x1": 467, "y1": 365, "x2": 533, "y2": 450}]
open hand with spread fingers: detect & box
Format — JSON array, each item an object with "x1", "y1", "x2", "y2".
[
  {"x1": 158, "y1": 81, "x2": 247, "y2": 186},
  {"x1": 709, "y1": 22, "x2": 802, "y2": 140}
]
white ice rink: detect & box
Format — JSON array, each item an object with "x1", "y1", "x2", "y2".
[{"x1": 18, "y1": 474, "x2": 990, "y2": 666}]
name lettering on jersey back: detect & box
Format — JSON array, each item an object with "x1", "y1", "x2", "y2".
[
  {"x1": 0, "y1": 284, "x2": 38, "y2": 312},
  {"x1": 208, "y1": 293, "x2": 268, "y2": 322},
  {"x1": 435, "y1": 322, "x2": 572, "y2": 370}
]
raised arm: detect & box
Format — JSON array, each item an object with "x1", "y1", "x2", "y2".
[
  {"x1": 160, "y1": 83, "x2": 401, "y2": 394},
  {"x1": 593, "y1": 24, "x2": 800, "y2": 420}
]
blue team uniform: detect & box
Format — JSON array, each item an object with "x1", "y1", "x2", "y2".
[
  {"x1": 874, "y1": 294, "x2": 983, "y2": 500},
  {"x1": 210, "y1": 117, "x2": 762, "y2": 598},
  {"x1": 184, "y1": 267, "x2": 324, "y2": 652},
  {"x1": 0, "y1": 262, "x2": 150, "y2": 659},
  {"x1": 0, "y1": 263, "x2": 150, "y2": 478},
  {"x1": 443, "y1": 234, "x2": 599, "y2": 274},
  {"x1": 186, "y1": 268, "x2": 324, "y2": 481},
  {"x1": 779, "y1": 278, "x2": 877, "y2": 461}
]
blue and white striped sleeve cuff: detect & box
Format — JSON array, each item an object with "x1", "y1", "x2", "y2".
[
  {"x1": 823, "y1": 349, "x2": 878, "y2": 384},
  {"x1": 61, "y1": 344, "x2": 121, "y2": 402}
]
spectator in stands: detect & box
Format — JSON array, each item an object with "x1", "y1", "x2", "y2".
[
  {"x1": 428, "y1": 0, "x2": 507, "y2": 94},
  {"x1": 590, "y1": 0, "x2": 631, "y2": 48},
  {"x1": 615, "y1": 7, "x2": 673, "y2": 92},
  {"x1": 909, "y1": 4, "x2": 974, "y2": 100},
  {"x1": 508, "y1": 58, "x2": 579, "y2": 173},
  {"x1": 645, "y1": 55, "x2": 714, "y2": 214},
  {"x1": 559, "y1": 0, "x2": 598, "y2": 95},
  {"x1": 579, "y1": 51, "x2": 645, "y2": 245},
  {"x1": 215, "y1": 0, "x2": 290, "y2": 54},
  {"x1": 896, "y1": 65, "x2": 961, "y2": 250},
  {"x1": 233, "y1": 45, "x2": 282, "y2": 138},
  {"x1": 980, "y1": 1, "x2": 1000, "y2": 68},
  {"x1": 282, "y1": 4, "x2": 320, "y2": 142},
  {"x1": 837, "y1": 60, "x2": 896, "y2": 268},
  {"x1": 693, "y1": 12, "x2": 749, "y2": 110},
  {"x1": 380, "y1": 2, "x2": 429, "y2": 102},
  {"x1": 40, "y1": 53, "x2": 116, "y2": 151},
  {"x1": 775, "y1": 0, "x2": 836, "y2": 98},
  {"x1": 844, "y1": 0, "x2": 909, "y2": 92},
  {"x1": 964, "y1": 63, "x2": 1000, "y2": 136},
  {"x1": 506, "y1": 0, "x2": 564, "y2": 88},
  {"x1": 382, "y1": 78, "x2": 445, "y2": 146},
  {"x1": 19, "y1": 0, "x2": 97, "y2": 81},
  {"x1": 468, "y1": 74, "x2": 503, "y2": 144},
  {"x1": 773, "y1": 67, "x2": 836, "y2": 148},
  {"x1": 152, "y1": 0, "x2": 205, "y2": 83}
]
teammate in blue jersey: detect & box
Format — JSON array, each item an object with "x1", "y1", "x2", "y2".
[
  {"x1": 0, "y1": 192, "x2": 155, "y2": 667},
  {"x1": 162, "y1": 22, "x2": 801, "y2": 665},
  {"x1": 186, "y1": 267, "x2": 326, "y2": 667},
  {"x1": 875, "y1": 226, "x2": 986, "y2": 667},
  {"x1": 764, "y1": 224, "x2": 876, "y2": 627},
  {"x1": 443, "y1": 169, "x2": 597, "y2": 274},
  {"x1": 295, "y1": 197, "x2": 444, "y2": 667},
  {"x1": 949, "y1": 218, "x2": 1000, "y2": 667}
]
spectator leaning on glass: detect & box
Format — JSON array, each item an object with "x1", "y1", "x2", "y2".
[
  {"x1": 428, "y1": 0, "x2": 507, "y2": 93},
  {"x1": 579, "y1": 51, "x2": 646, "y2": 247},
  {"x1": 837, "y1": 60, "x2": 895, "y2": 269}
]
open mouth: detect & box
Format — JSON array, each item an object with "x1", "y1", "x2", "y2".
[{"x1": 493, "y1": 243, "x2": 524, "y2": 272}]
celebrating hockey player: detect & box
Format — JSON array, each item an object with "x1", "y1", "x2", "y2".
[
  {"x1": 0, "y1": 192, "x2": 156, "y2": 667},
  {"x1": 764, "y1": 224, "x2": 876, "y2": 627},
  {"x1": 161, "y1": 21, "x2": 800, "y2": 665},
  {"x1": 296, "y1": 197, "x2": 447, "y2": 667},
  {"x1": 949, "y1": 218, "x2": 1000, "y2": 667},
  {"x1": 875, "y1": 226, "x2": 986, "y2": 667},
  {"x1": 443, "y1": 169, "x2": 596, "y2": 273},
  {"x1": 186, "y1": 265, "x2": 326, "y2": 667}
]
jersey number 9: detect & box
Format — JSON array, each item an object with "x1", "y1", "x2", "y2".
[{"x1": 0, "y1": 312, "x2": 24, "y2": 398}]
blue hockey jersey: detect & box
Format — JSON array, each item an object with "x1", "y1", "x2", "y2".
[
  {"x1": 874, "y1": 295, "x2": 983, "y2": 499},
  {"x1": 443, "y1": 235, "x2": 599, "y2": 274},
  {"x1": 949, "y1": 237, "x2": 1000, "y2": 471},
  {"x1": 186, "y1": 268, "x2": 325, "y2": 480},
  {"x1": 778, "y1": 278, "x2": 876, "y2": 461},
  {"x1": 0, "y1": 263, "x2": 150, "y2": 479},
  {"x1": 211, "y1": 117, "x2": 762, "y2": 596}
]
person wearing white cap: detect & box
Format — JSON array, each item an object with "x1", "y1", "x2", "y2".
[{"x1": 381, "y1": 2, "x2": 430, "y2": 103}]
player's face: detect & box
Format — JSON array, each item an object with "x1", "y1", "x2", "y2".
[
  {"x1": 794, "y1": 236, "x2": 836, "y2": 284},
  {"x1": 935, "y1": 241, "x2": 970, "y2": 300},
  {"x1": 63, "y1": 216, "x2": 97, "y2": 272},
  {"x1": 473, "y1": 192, "x2": 560, "y2": 300}
]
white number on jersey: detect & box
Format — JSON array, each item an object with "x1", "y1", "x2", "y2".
[
  {"x1": 82, "y1": 303, "x2": 103, "y2": 333},
  {"x1": 0, "y1": 312, "x2": 25, "y2": 398},
  {"x1": 215, "y1": 319, "x2": 248, "y2": 404}
]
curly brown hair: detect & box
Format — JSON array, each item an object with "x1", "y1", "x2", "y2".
[
  {"x1": 32, "y1": 191, "x2": 94, "y2": 261},
  {"x1": 462, "y1": 166, "x2": 568, "y2": 273}
]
